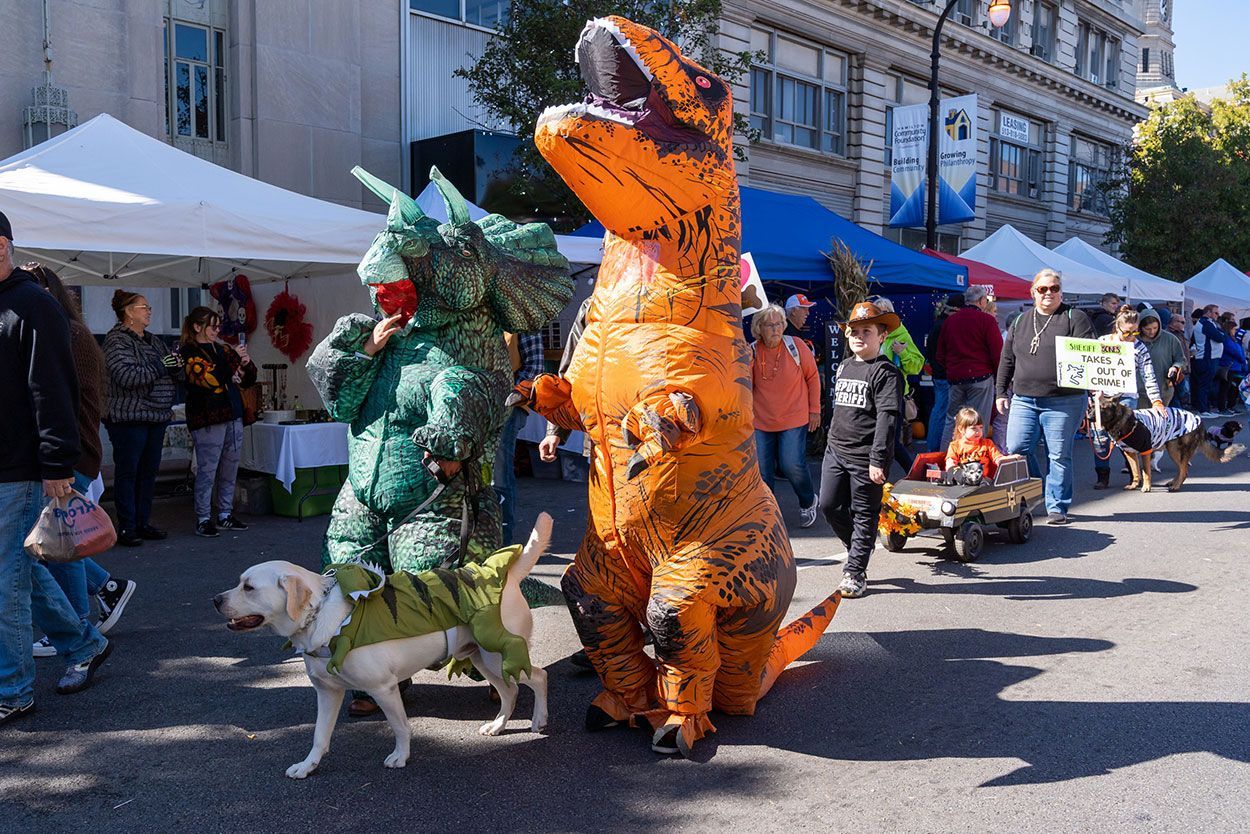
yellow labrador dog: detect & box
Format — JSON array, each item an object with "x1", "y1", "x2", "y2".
[{"x1": 214, "y1": 513, "x2": 552, "y2": 779}]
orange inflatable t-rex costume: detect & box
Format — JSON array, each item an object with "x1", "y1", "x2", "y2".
[{"x1": 518, "y1": 16, "x2": 840, "y2": 756}]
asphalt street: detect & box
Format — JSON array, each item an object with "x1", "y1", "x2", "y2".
[{"x1": 2, "y1": 434, "x2": 1247, "y2": 833}]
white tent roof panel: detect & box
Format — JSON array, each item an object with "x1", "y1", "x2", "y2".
[
  {"x1": 1053, "y1": 237, "x2": 1183, "y2": 303},
  {"x1": 960, "y1": 225, "x2": 1129, "y2": 297}
]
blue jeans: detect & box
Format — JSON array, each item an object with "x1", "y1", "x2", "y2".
[
  {"x1": 1093, "y1": 395, "x2": 1137, "y2": 474},
  {"x1": 492, "y1": 407, "x2": 527, "y2": 544},
  {"x1": 755, "y1": 426, "x2": 815, "y2": 508},
  {"x1": 1191, "y1": 358, "x2": 1217, "y2": 413},
  {"x1": 927, "y1": 379, "x2": 949, "y2": 453},
  {"x1": 1, "y1": 481, "x2": 107, "y2": 706},
  {"x1": 105, "y1": 421, "x2": 168, "y2": 532},
  {"x1": 1005, "y1": 394, "x2": 1086, "y2": 516}
]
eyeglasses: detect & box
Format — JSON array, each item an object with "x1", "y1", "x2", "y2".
[
  {"x1": 1033, "y1": 285, "x2": 1061, "y2": 294},
  {"x1": 1119, "y1": 330, "x2": 1139, "y2": 338},
  {"x1": 130, "y1": 304, "x2": 152, "y2": 311}
]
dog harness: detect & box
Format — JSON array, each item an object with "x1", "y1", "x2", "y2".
[{"x1": 320, "y1": 545, "x2": 532, "y2": 682}]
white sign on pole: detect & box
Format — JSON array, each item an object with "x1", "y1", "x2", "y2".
[
  {"x1": 1055, "y1": 337, "x2": 1135, "y2": 393},
  {"x1": 739, "y1": 252, "x2": 769, "y2": 317}
]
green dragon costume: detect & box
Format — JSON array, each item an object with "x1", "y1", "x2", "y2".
[
  {"x1": 324, "y1": 547, "x2": 531, "y2": 682},
  {"x1": 307, "y1": 167, "x2": 573, "y2": 591}
]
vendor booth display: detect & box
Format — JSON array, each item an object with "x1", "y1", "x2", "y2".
[
  {"x1": 522, "y1": 16, "x2": 842, "y2": 757},
  {"x1": 1053, "y1": 237, "x2": 1183, "y2": 303},
  {"x1": 961, "y1": 225, "x2": 1130, "y2": 297},
  {"x1": 265, "y1": 288, "x2": 315, "y2": 363},
  {"x1": 209, "y1": 275, "x2": 258, "y2": 344},
  {"x1": 307, "y1": 166, "x2": 573, "y2": 581},
  {"x1": 922, "y1": 248, "x2": 1031, "y2": 300}
]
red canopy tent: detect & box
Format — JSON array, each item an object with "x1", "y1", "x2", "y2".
[{"x1": 923, "y1": 248, "x2": 1032, "y2": 300}]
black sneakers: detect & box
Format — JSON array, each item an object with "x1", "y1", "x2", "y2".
[
  {"x1": 0, "y1": 699, "x2": 35, "y2": 726},
  {"x1": 217, "y1": 515, "x2": 249, "y2": 531},
  {"x1": 137, "y1": 525, "x2": 167, "y2": 541},
  {"x1": 117, "y1": 529, "x2": 143, "y2": 547},
  {"x1": 195, "y1": 519, "x2": 219, "y2": 538},
  {"x1": 96, "y1": 578, "x2": 136, "y2": 635}
]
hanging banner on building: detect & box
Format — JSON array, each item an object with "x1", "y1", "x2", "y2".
[{"x1": 889, "y1": 94, "x2": 979, "y2": 228}]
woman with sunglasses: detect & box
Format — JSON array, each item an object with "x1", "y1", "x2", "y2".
[
  {"x1": 180, "y1": 307, "x2": 257, "y2": 538},
  {"x1": 994, "y1": 269, "x2": 1095, "y2": 525},
  {"x1": 103, "y1": 290, "x2": 182, "y2": 546},
  {"x1": 1091, "y1": 306, "x2": 1165, "y2": 490}
]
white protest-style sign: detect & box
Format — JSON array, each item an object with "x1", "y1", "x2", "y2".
[
  {"x1": 739, "y1": 252, "x2": 769, "y2": 317},
  {"x1": 1055, "y1": 337, "x2": 1135, "y2": 393}
]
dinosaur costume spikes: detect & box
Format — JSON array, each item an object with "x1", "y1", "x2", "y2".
[
  {"x1": 352, "y1": 165, "x2": 426, "y2": 227},
  {"x1": 430, "y1": 166, "x2": 472, "y2": 226}
]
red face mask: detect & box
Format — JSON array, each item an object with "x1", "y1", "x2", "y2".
[{"x1": 372, "y1": 282, "x2": 418, "y2": 327}]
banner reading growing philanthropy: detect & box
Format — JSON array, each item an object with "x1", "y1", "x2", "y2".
[{"x1": 889, "y1": 94, "x2": 979, "y2": 227}]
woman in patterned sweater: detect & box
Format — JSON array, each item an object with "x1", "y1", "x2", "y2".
[{"x1": 1092, "y1": 306, "x2": 1164, "y2": 490}]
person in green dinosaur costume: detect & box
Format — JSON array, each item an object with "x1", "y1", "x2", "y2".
[{"x1": 307, "y1": 166, "x2": 573, "y2": 588}]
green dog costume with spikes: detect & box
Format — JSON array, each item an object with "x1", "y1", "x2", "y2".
[{"x1": 324, "y1": 546, "x2": 531, "y2": 682}]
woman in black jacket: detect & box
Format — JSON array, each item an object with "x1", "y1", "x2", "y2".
[
  {"x1": 103, "y1": 290, "x2": 181, "y2": 546},
  {"x1": 180, "y1": 307, "x2": 257, "y2": 538}
]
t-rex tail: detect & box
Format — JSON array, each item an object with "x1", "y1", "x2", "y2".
[{"x1": 757, "y1": 590, "x2": 842, "y2": 699}]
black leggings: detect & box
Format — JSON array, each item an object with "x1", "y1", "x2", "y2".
[{"x1": 817, "y1": 446, "x2": 884, "y2": 577}]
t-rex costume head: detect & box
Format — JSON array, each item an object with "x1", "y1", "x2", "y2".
[{"x1": 519, "y1": 18, "x2": 840, "y2": 757}]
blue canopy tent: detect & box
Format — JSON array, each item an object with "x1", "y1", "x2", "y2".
[{"x1": 572, "y1": 185, "x2": 967, "y2": 294}]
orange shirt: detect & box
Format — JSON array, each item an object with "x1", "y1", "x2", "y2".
[
  {"x1": 751, "y1": 337, "x2": 821, "y2": 432},
  {"x1": 945, "y1": 435, "x2": 1004, "y2": 473}
]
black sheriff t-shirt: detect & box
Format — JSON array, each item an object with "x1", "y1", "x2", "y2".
[{"x1": 829, "y1": 354, "x2": 903, "y2": 469}]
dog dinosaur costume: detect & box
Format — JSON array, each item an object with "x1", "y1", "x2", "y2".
[
  {"x1": 515, "y1": 17, "x2": 841, "y2": 755},
  {"x1": 308, "y1": 167, "x2": 573, "y2": 590}
]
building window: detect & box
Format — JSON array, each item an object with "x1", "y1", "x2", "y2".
[
  {"x1": 750, "y1": 30, "x2": 849, "y2": 155},
  {"x1": 1069, "y1": 136, "x2": 1118, "y2": 215},
  {"x1": 1162, "y1": 51, "x2": 1174, "y2": 79},
  {"x1": 411, "y1": 0, "x2": 509, "y2": 28},
  {"x1": 1076, "y1": 21, "x2": 1121, "y2": 89},
  {"x1": 1031, "y1": 2, "x2": 1057, "y2": 62},
  {"x1": 990, "y1": 111, "x2": 1043, "y2": 199},
  {"x1": 885, "y1": 226, "x2": 961, "y2": 255},
  {"x1": 1141, "y1": 47, "x2": 1150, "y2": 73},
  {"x1": 169, "y1": 288, "x2": 202, "y2": 331},
  {"x1": 165, "y1": 19, "x2": 227, "y2": 142},
  {"x1": 990, "y1": 3, "x2": 1018, "y2": 46},
  {"x1": 954, "y1": 0, "x2": 976, "y2": 27}
]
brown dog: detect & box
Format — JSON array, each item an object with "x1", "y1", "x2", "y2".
[{"x1": 1091, "y1": 396, "x2": 1245, "y2": 492}]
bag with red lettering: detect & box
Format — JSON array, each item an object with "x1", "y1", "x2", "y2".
[{"x1": 23, "y1": 490, "x2": 117, "y2": 563}]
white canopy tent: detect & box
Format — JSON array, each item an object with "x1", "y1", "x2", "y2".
[
  {"x1": 1053, "y1": 237, "x2": 1183, "y2": 303},
  {"x1": 960, "y1": 224, "x2": 1129, "y2": 297},
  {"x1": 0, "y1": 114, "x2": 387, "y2": 287},
  {"x1": 0, "y1": 113, "x2": 603, "y2": 289},
  {"x1": 1184, "y1": 258, "x2": 1250, "y2": 318}
]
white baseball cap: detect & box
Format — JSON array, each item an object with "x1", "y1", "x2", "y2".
[{"x1": 784, "y1": 294, "x2": 816, "y2": 310}]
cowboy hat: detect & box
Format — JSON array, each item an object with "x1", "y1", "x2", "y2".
[{"x1": 842, "y1": 301, "x2": 900, "y2": 333}]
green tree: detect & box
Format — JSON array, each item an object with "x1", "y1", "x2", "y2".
[
  {"x1": 456, "y1": 0, "x2": 756, "y2": 230},
  {"x1": 1108, "y1": 75, "x2": 1250, "y2": 281}
]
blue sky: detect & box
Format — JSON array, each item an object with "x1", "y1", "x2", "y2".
[{"x1": 1172, "y1": 1, "x2": 1250, "y2": 91}]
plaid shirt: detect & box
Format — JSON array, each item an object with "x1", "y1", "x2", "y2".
[{"x1": 515, "y1": 333, "x2": 545, "y2": 384}]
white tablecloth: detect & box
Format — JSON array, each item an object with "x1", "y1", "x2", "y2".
[
  {"x1": 241, "y1": 422, "x2": 350, "y2": 492},
  {"x1": 516, "y1": 410, "x2": 586, "y2": 453}
]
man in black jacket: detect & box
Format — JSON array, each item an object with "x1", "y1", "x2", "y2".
[{"x1": 0, "y1": 211, "x2": 112, "y2": 726}]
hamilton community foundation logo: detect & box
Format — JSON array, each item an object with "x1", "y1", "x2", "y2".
[{"x1": 945, "y1": 107, "x2": 972, "y2": 141}]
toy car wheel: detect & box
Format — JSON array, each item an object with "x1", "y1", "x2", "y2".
[
  {"x1": 1006, "y1": 508, "x2": 1033, "y2": 544},
  {"x1": 883, "y1": 531, "x2": 908, "y2": 552},
  {"x1": 951, "y1": 522, "x2": 984, "y2": 563}
]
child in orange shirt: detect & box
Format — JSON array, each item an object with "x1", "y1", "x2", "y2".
[{"x1": 945, "y1": 407, "x2": 1005, "y2": 475}]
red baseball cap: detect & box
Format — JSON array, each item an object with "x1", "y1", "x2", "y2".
[{"x1": 785, "y1": 294, "x2": 816, "y2": 310}]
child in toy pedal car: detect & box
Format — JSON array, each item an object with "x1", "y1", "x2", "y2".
[{"x1": 942, "y1": 407, "x2": 1006, "y2": 485}]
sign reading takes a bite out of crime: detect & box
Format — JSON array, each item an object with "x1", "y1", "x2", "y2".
[{"x1": 1056, "y1": 337, "x2": 1135, "y2": 392}]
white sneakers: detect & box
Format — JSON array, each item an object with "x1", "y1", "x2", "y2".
[{"x1": 798, "y1": 502, "x2": 819, "y2": 529}]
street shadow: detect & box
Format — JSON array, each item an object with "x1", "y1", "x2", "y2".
[
  {"x1": 870, "y1": 573, "x2": 1196, "y2": 601},
  {"x1": 890, "y1": 526, "x2": 1117, "y2": 566}
]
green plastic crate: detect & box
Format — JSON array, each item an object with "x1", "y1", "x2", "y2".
[{"x1": 269, "y1": 465, "x2": 347, "y2": 519}]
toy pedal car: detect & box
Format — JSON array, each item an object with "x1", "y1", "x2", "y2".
[{"x1": 880, "y1": 452, "x2": 1043, "y2": 562}]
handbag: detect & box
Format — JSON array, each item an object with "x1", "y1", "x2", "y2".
[
  {"x1": 903, "y1": 394, "x2": 919, "y2": 423},
  {"x1": 23, "y1": 489, "x2": 117, "y2": 563}
]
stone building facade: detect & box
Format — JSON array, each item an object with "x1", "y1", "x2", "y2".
[
  {"x1": 722, "y1": 0, "x2": 1150, "y2": 250},
  {"x1": 1135, "y1": 0, "x2": 1180, "y2": 105}
]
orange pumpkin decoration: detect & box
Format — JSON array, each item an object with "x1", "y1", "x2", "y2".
[{"x1": 911, "y1": 419, "x2": 927, "y2": 440}]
